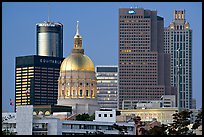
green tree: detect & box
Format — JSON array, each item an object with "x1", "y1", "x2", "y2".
[
  {"x1": 2, "y1": 129, "x2": 15, "y2": 135},
  {"x1": 167, "y1": 110, "x2": 193, "y2": 135},
  {"x1": 146, "y1": 124, "x2": 168, "y2": 135},
  {"x1": 75, "y1": 113, "x2": 95, "y2": 121},
  {"x1": 112, "y1": 123, "x2": 128, "y2": 135},
  {"x1": 191, "y1": 109, "x2": 202, "y2": 133}
]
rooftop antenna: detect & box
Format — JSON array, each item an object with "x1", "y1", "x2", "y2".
[{"x1": 48, "y1": 2, "x2": 51, "y2": 22}]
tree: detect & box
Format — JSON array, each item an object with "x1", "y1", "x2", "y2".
[
  {"x1": 112, "y1": 123, "x2": 128, "y2": 135},
  {"x1": 146, "y1": 124, "x2": 168, "y2": 135},
  {"x1": 2, "y1": 129, "x2": 15, "y2": 135},
  {"x1": 75, "y1": 113, "x2": 95, "y2": 121},
  {"x1": 191, "y1": 109, "x2": 202, "y2": 133},
  {"x1": 167, "y1": 110, "x2": 193, "y2": 135}
]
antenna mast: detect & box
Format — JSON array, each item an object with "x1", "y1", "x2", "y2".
[{"x1": 48, "y1": 2, "x2": 51, "y2": 22}]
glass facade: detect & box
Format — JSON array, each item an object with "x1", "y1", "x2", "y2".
[
  {"x1": 36, "y1": 22, "x2": 63, "y2": 58},
  {"x1": 118, "y1": 8, "x2": 168, "y2": 109},
  {"x1": 15, "y1": 55, "x2": 64, "y2": 111},
  {"x1": 164, "y1": 10, "x2": 192, "y2": 109},
  {"x1": 96, "y1": 66, "x2": 118, "y2": 109}
]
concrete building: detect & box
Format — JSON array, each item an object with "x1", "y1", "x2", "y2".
[
  {"x1": 2, "y1": 112, "x2": 16, "y2": 134},
  {"x1": 2, "y1": 105, "x2": 135, "y2": 135},
  {"x1": 118, "y1": 8, "x2": 175, "y2": 109},
  {"x1": 164, "y1": 10, "x2": 192, "y2": 109},
  {"x1": 36, "y1": 21, "x2": 63, "y2": 58},
  {"x1": 161, "y1": 95, "x2": 176, "y2": 108},
  {"x1": 122, "y1": 95, "x2": 176, "y2": 109},
  {"x1": 95, "y1": 65, "x2": 118, "y2": 109},
  {"x1": 2, "y1": 105, "x2": 202, "y2": 135},
  {"x1": 16, "y1": 105, "x2": 33, "y2": 135},
  {"x1": 57, "y1": 21, "x2": 100, "y2": 115},
  {"x1": 192, "y1": 98, "x2": 196, "y2": 109},
  {"x1": 94, "y1": 109, "x2": 117, "y2": 123},
  {"x1": 117, "y1": 108, "x2": 178, "y2": 125},
  {"x1": 15, "y1": 55, "x2": 64, "y2": 111}
]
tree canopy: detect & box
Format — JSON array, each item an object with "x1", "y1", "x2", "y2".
[{"x1": 75, "y1": 113, "x2": 95, "y2": 121}]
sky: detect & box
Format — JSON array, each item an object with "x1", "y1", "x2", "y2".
[{"x1": 2, "y1": 2, "x2": 202, "y2": 112}]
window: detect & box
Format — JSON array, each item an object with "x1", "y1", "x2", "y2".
[
  {"x1": 80, "y1": 90, "x2": 82, "y2": 97},
  {"x1": 104, "y1": 114, "x2": 107, "y2": 117},
  {"x1": 86, "y1": 90, "x2": 88, "y2": 96},
  {"x1": 91, "y1": 90, "x2": 93, "y2": 97},
  {"x1": 98, "y1": 114, "x2": 101, "y2": 117},
  {"x1": 110, "y1": 114, "x2": 113, "y2": 117}
]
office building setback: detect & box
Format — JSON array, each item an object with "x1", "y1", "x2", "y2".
[{"x1": 118, "y1": 8, "x2": 173, "y2": 109}]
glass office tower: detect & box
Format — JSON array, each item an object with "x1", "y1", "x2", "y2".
[
  {"x1": 118, "y1": 8, "x2": 174, "y2": 109},
  {"x1": 15, "y1": 55, "x2": 64, "y2": 111},
  {"x1": 164, "y1": 10, "x2": 192, "y2": 109},
  {"x1": 96, "y1": 66, "x2": 118, "y2": 109}
]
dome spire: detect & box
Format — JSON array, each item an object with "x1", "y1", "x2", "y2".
[
  {"x1": 74, "y1": 21, "x2": 82, "y2": 39},
  {"x1": 76, "y1": 21, "x2": 80, "y2": 36},
  {"x1": 73, "y1": 21, "x2": 84, "y2": 54}
]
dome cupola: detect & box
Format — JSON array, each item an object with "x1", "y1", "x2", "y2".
[{"x1": 60, "y1": 21, "x2": 95, "y2": 71}]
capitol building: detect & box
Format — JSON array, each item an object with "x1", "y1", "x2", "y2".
[{"x1": 57, "y1": 21, "x2": 100, "y2": 115}]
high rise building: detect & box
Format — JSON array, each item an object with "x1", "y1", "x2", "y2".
[
  {"x1": 118, "y1": 8, "x2": 174, "y2": 109},
  {"x1": 164, "y1": 10, "x2": 192, "y2": 109},
  {"x1": 15, "y1": 55, "x2": 64, "y2": 110},
  {"x1": 36, "y1": 21, "x2": 63, "y2": 58},
  {"x1": 57, "y1": 21, "x2": 100, "y2": 115},
  {"x1": 95, "y1": 65, "x2": 118, "y2": 109},
  {"x1": 192, "y1": 98, "x2": 196, "y2": 109}
]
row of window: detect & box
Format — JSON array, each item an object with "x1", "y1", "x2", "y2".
[
  {"x1": 120, "y1": 31, "x2": 150, "y2": 35},
  {"x1": 62, "y1": 89, "x2": 94, "y2": 97},
  {"x1": 120, "y1": 15, "x2": 144, "y2": 19},
  {"x1": 120, "y1": 26, "x2": 150, "y2": 29},
  {"x1": 120, "y1": 22, "x2": 150, "y2": 26},
  {"x1": 120, "y1": 19, "x2": 150, "y2": 23},
  {"x1": 120, "y1": 38, "x2": 150, "y2": 41}
]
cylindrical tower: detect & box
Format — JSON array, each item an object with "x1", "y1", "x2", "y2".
[{"x1": 36, "y1": 21, "x2": 63, "y2": 57}]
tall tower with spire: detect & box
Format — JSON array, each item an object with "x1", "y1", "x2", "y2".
[
  {"x1": 57, "y1": 21, "x2": 100, "y2": 115},
  {"x1": 164, "y1": 10, "x2": 192, "y2": 109}
]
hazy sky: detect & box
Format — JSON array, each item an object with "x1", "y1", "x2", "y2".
[{"x1": 2, "y1": 2, "x2": 202, "y2": 112}]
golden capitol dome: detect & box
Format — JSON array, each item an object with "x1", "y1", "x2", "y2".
[
  {"x1": 60, "y1": 21, "x2": 95, "y2": 71},
  {"x1": 60, "y1": 53, "x2": 94, "y2": 71}
]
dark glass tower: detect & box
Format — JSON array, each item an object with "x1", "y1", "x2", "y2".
[
  {"x1": 36, "y1": 21, "x2": 63, "y2": 58},
  {"x1": 15, "y1": 55, "x2": 64, "y2": 111}
]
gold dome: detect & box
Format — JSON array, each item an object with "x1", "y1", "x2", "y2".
[
  {"x1": 60, "y1": 52, "x2": 94, "y2": 71},
  {"x1": 60, "y1": 21, "x2": 94, "y2": 71}
]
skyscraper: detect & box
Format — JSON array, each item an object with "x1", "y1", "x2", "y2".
[
  {"x1": 36, "y1": 21, "x2": 63, "y2": 58},
  {"x1": 95, "y1": 65, "x2": 118, "y2": 109},
  {"x1": 118, "y1": 8, "x2": 173, "y2": 109},
  {"x1": 15, "y1": 55, "x2": 64, "y2": 110},
  {"x1": 164, "y1": 10, "x2": 192, "y2": 109}
]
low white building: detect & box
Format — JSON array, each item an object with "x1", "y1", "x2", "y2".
[
  {"x1": 2, "y1": 105, "x2": 135, "y2": 135},
  {"x1": 122, "y1": 95, "x2": 176, "y2": 109},
  {"x1": 2, "y1": 112, "x2": 16, "y2": 134},
  {"x1": 94, "y1": 109, "x2": 117, "y2": 123},
  {"x1": 3, "y1": 105, "x2": 201, "y2": 135}
]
